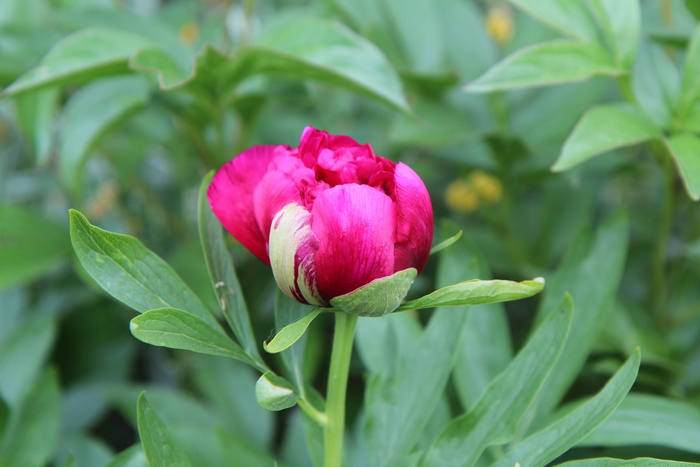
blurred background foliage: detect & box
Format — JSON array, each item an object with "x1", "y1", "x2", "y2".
[{"x1": 2, "y1": 0, "x2": 700, "y2": 465}]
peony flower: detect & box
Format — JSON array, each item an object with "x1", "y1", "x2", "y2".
[{"x1": 207, "y1": 127, "x2": 433, "y2": 307}]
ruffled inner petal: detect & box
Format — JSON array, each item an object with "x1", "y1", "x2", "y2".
[
  {"x1": 392, "y1": 162, "x2": 434, "y2": 273},
  {"x1": 311, "y1": 184, "x2": 397, "y2": 299},
  {"x1": 208, "y1": 145, "x2": 287, "y2": 264}
]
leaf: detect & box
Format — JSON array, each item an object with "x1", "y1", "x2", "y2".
[
  {"x1": 69, "y1": 210, "x2": 219, "y2": 329},
  {"x1": 59, "y1": 75, "x2": 150, "y2": 194},
  {"x1": 664, "y1": 133, "x2": 700, "y2": 200},
  {"x1": 530, "y1": 210, "x2": 629, "y2": 422},
  {"x1": 578, "y1": 394, "x2": 700, "y2": 454},
  {"x1": 137, "y1": 393, "x2": 192, "y2": 467},
  {"x1": 508, "y1": 0, "x2": 600, "y2": 43},
  {"x1": 0, "y1": 316, "x2": 56, "y2": 407},
  {"x1": 255, "y1": 372, "x2": 298, "y2": 411},
  {"x1": 397, "y1": 277, "x2": 544, "y2": 311},
  {"x1": 104, "y1": 445, "x2": 147, "y2": 467},
  {"x1": 264, "y1": 308, "x2": 324, "y2": 353},
  {"x1": 491, "y1": 350, "x2": 641, "y2": 467},
  {"x1": 2, "y1": 28, "x2": 154, "y2": 96},
  {"x1": 0, "y1": 368, "x2": 61, "y2": 467},
  {"x1": 429, "y1": 230, "x2": 463, "y2": 255},
  {"x1": 465, "y1": 40, "x2": 623, "y2": 93},
  {"x1": 130, "y1": 47, "x2": 189, "y2": 90},
  {"x1": 681, "y1": 25, "x2": 700, "y2": 105},
  {"x1": 421, "y1": 296, "x2": 572, "y2": 467},
  {"x1": 12, "y1": 86, "x2": 59, "y2": 166},
  {"x1": 552, "y1": 104, "x2": 660, "y2": 172},
  {"x1": 130, "y1": 308, "x2": 251, "y2": 363},
  {"x1": 632, "y1": 41, "x2": 681, "y2": 128},
  {"x1": 588, "y1": 0, "x2": 641, "y2": 68},
  {"x1": 331, "y1": 268, "x2": 417, "y2": 317},
  {"x1": 560, "y1": 458, "x2": 698, "y2": 467},
  {"x1": 0, "y1": 205, "x2": 70, "y2": 290},
  {"x1": 197, "y1": 172, "x2": 264, "y2": 367}
]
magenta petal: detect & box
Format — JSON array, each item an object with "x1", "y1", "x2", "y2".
[
  {"x1": 393, "y1": 162, "x2": 434, "y2": 273},
  {"x1": 207, "y1": 145, "x2": 290, "y2": 264},
  {"x1": 311, "y1": 184, "x2": 396, "y2": 299}
]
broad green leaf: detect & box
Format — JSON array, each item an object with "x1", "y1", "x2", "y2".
[
  {"x1": 390, "y1": 99, "x2": 475, "y2": 149},
  {"x1": 130, "y1": 47, "x2": 189, "y2": 90},
  {"x1": 0, "y1": 316, "x2": 56, "y2": 407},
  {"x1": 2, "y1": 28, "x2": 154, "y2": 96},
  {"x1": 632, "y1": 41, "x2": 681, "y2": 128},
  {"x1": 0, "y1": 205, "x2": 70, "y2": 290},
  {"x1": 104, "y1": 445, "x2": 147, "y2": 467},
  {"x1": 681, "y1": 25, "x2": 700, "y2": 105},
  {"x1": 588, "y1": 0, "x2": 641, "y2": 68},
  {"x1": 421, "y1": 296, "x2": 572, "y2": 467},
  {"x1": 69, "y1": 210, "x2": 219, "y2": 329},
  {"x1": 197, "y1": 172, "x2": 264, "y2": 367},
  {"x1": 255, "y1": 372, "x2": 298, "y2": 411},
  {"x1": 361, "y1": 246, "x2": 471, "y2": 466},
  {"x1": 664, "y1": 133, "x2": 700, "y2": 200},
  {"x1": 491, "y1": 350, "x2": 641, "y2": 467},
  {"x1": 59, "y1": 75, "x2": 150, "y2": 194},
  {"x1": 531, "y1": 210, "x2": 629, "y2": 422},
  {"x1": 465, "y1": 40, "x2": 623, "y2": 93},
  {"x1": 216, "y1": 428, "x2": 277, "y2": 467},
  {"x1": 560, "y1": 458, "x2": 698, "y2": 467},
  {"x1": 264, "y1": 308, "x2": 324, "y2": 353},
  {"x1": 508, "y1": 0, "x2": 599, "y2": 43},
  {"x1": 397, "y1": 277, "x2": 544, "y2": 311},
  {"x1": 578, "y1": 394, "x2": 700, "y2": 454},
  {"x1": 130, "y1": 308, "x2": 251, "y2": 363},
  {"x1": 552, "y1": 104, "x2": 660, "y2": 172},
  {"x1": 137, "y1": 393, "x2": 191, "y2": 467},
  {"x1": 331, "y1": 268, "x2": 417, "y2": 317},
  {"x1": 13, "y1": 86, "x2": 59, "y2": 165},
  {"x1": 0, "y1": 369, "x2": 61, "y2": 467}
]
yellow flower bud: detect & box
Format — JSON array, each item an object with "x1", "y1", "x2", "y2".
[
  {"x1": 445, "y1": 178, "x2": 479, "y2": 213},
  {"x1": 178, "y1": 22, "x2": 199, "y2": 46},
  {"x1": 469, "y1": 170, "x2": 503, "y2": 204},
  {"x1": 486, "y1": 4, "x2": 514, "y2": 46}
]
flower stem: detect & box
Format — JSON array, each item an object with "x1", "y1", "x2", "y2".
[{"x1": 323, "y1": 312, "x2": 358, "y2": 467}]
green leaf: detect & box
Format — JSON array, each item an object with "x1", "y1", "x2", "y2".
[
  {"x1": 508, "y1": 0, "x2": 600, "y2": 43},
  {"x1": 59, "y1": 75, "x2": 150, "y2": 194},
  {"x1": 255, "y1": 372, "x2": 297, "y2": 411},
  {"x1": 130, "y1": 308, "x2": 251, "y2": 363},
  {"x1": 465, "y1": 40, "x2": 623, "y2": 93},
  {"x1": 681, "y1": 25, "x2": 700, "y2": 105},
  {"x1": 2, "y1": 28, "x2": 154, "y2": 96},
  {"x1": 421, "y1": 296, "x2": 572, "y2": 467},
  {"x1": 578, "y1": 394, "x2": 700, "y2": 454},
  {"x1": 491, "y1": 350, "x2": 641, "y2": 467},
  {"x1": 429, "y1": 230, "x2": 463, "y2": 255},
  {"x1": 104, "y1": 445, "x2": 147, "y2": 467},
  {"x1": 197, "y1": 172, "x2": 264, "y2": 366},
  {"x1": 330, "y1": 268, "x2": 417, "y2": 317},
  {"x1": 69, "y1": 210, "x2": 219, "y2": 329},
  {"x1": 397, "y1": 277, "x2": 544, "y2": 311},
  {"x1": 13, "y1": 86, "x2": 59, "y2": 166},
  {"x1": 0, "y1": 205, "x2": 70, "y2": 290},
  {"x1": 531, "y1": 210, "x2": 629, "y2": 422},
  {"x1": 137, "y1": 393, "x2": 192, "y2": 467},
  {"x1": 664, "y1": 133, "x2": 700, "y2": 200},
  {"x1": 130, "y1": 47, "x2": 189, "y2": 90},
  {"x1": 264, "y1": 308, "x2": 324, "y2": 354},
  {"x1": 0, "y1": 316, "x2": 56, "y2": 407},
  {"x1": 560, "y1": 458, "x2": 699, "y2": 467},
  {"x1": 588, "y1": 0, "x2": 641, "y2": 68},
  {"x1": 632, "y1": 41, "x2": 681, "y2": 128},
  {"x1": 0, "y1": 368, "x2": 61, "y2": 467},
  {"x1": 552, "y1": 104, "x2": 660, "y2": 172}
]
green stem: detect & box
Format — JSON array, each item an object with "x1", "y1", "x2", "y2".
[
  {"x1": 323, "y1": 312, "x2": 358, "y2": 467},
  {"x1": 651, "y1": 146, "x2": 675, "y2": 326}
]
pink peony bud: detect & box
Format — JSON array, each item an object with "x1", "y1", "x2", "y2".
[{"x1": 207, "y1": 127, "x2": 433, "y2": 306}]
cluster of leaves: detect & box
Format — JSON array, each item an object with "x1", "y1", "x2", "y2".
[{"x1": 2, "y1": 0, "x2": 700, "y2": 466}]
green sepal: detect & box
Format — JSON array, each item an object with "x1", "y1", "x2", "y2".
[
  {"x1": 264, "y1": 307, "x2": 325, "y2": 354},
  {"x1": 330, "y1": 268, "x2": 417, "y2": 317},
  {"x1": 255, "y1": 372, "x2": 298, "y2": 411},
  {"x1": 397, "y1": 277, "x2": 544, "y2": 311}
]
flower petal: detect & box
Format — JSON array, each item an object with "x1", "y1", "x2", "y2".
[
  {"x1": 393, "y1": 162, "x2": 433, "y2": 273},
  {"x1": 311, "y1": 184, "x2": 396, "y2": 299},
  {"x1": 269, "y1": 203, "x2": 325, "y2": 306},
  {"x1": 208, "y1": 145, "x2": 291, "y2": 263}
]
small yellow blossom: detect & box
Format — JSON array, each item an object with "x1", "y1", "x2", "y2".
[
  {"x1": 179, "y1": 22, "x2": 200, "y2": 46},
  {"x1": 469, "y1": 170, "x2": 503, "y2": 204},
  {"x1": 486, "y1": 4, "x2": 514, "y2": 46},
  {"x1": 445, "y1": 178, "x2": 479, "y2": 213}
]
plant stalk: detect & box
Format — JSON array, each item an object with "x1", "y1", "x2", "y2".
[{"x1": 323, "y1": 312, "x2": 358, "y2": 467}]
